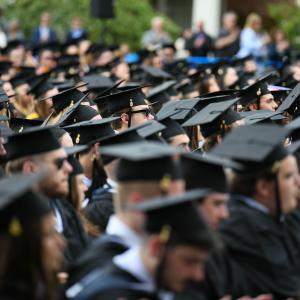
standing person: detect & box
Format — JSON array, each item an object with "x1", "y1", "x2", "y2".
[
  {"x1": 237, "y1": 13, "x2": 270, "y2": 58},
  {"x1": 141, "y1": 16, "x2": 172, "y2": 49},
  {"x1": 6, "y1": 19, "x2": 25, "y2": 42},
  {"x1": 0, "y1": 174, "x2": 65, "y2": 300},
  {"x1": 186, "y1": 20, "x2": 213, "y2": 57},
  {"x1": 65, "y1": 16, "x2": 88, "y2": 43},
  {"x1": 31, "y1": 12, "x2": 58, "y2": 47},
  {"x1": 215, "y1": 11, "x2": 240, "y2": 57}
]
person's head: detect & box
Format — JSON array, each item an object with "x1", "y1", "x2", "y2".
[
  {"x1": 248, "y1": 93, "x2": 278, "y2": 111},
  {"x1": 38, "y1": 49, "x2": 56, "y2": 70},
  {"x1": 71, "y1": 16, "x2": 82, "y2": 29},
  {"x1": 199, "y1": 75, "x2": 220, "y2": 95},
  {"x1": 231, "y1": 154, "x2": 300, "y2": 215},
  {"x1": 222, "y1": 11, "x2": 238, "y2": 31},
  {"x1": 168, "y1": 134, "x2": 190, "y2": 151},
  {"x1": 151, "y1": 16, "x2": 164, "y2": 32},
  {"x1": 9, "y1": 46, "x2": 25, "y2": 67},
  {"x1": 245, "y1": 12, "x2": 262, "y2": 33},
  {"x1": 0, "y1": 183, "x2": 65, "y2": 299},
  {"x1": 219, "y1": 67, "x2": 238, "y2": 89},
  {"x1": 40, "y1": 12, "x2": 51, "y2": 27},
  {"x1": 137, "y1": 191, "x2": 215, "y2": 292},
  {"x1": 9, "y1": 19, "x2": 20, "y2": 33},
  {"x1": 111, "y1": 61, "x2": 130, "y2": 82}
]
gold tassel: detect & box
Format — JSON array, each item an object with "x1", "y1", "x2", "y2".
[
  {"x1": 8, "y1": 217, "x2": 22, "y2": 237},
  {"x1": 159, "y1": 225, "x2": 171, "y2": 243}
]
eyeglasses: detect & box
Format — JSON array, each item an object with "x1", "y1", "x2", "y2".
[
  {"x1": 53, "y1": 157, "x2": 68, "y2": 170},
  {"x1": 130, "y1": 108, "x2": 152, "y2": 117}
]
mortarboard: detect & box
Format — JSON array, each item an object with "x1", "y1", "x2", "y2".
[
  {"x1": 83, "y1": 75, "x2": 114, "y2": 93},
  {"x1": 176, "y1": 79, "x2": 197, "y2": 96},
  {"x1": 5, "y1": 126, "x2": 61, "y2": 161},
  {"x1": 276, "y1": 82, "x2": 300, "y2": 115},
  {"x1": 0, "y1": 173, "x2": 52, "y2": 235},
  {"x1": 0, "y1": 124, "x2": 14, "y2": 139},
  {"x1": 9, "y1": 72, "x2": 35, "y2": 89},
  {"x1": 210, "y1": 124, "x2": 291, "y2": 172},
  {"x1": 27, "y1": 75, "x2": 54, "y2": 99},
  {"x1": 100, "y1": 141, "x2": 182, "y2": 182},
  {"x1": 63, "y1": 117, "x2": 118, "y2": 145},
  {"x1": 127, "y1": 189, "x2": 214, "y2": 248},
  {"x1": 1, "y1": 39, "x2": 26, "y2": 56},
  {"x1": 182, "y1": 98, "x2": 241, "y2": 138},
  {"x1": 158, "y1": 115, "x2": 187, "y2": 141},
  {"x1": 137, "y1": 120, "x2": 166, "y2": 140},
  {"x1": 9, "y1": 117, "x2": 44, "y2": 133},
  {"x1": 240, "y1": 110, "x2": 286, "y2": 125},
  {"x1": 140, "y1": 66, "x2": 172, "y2": 86}
]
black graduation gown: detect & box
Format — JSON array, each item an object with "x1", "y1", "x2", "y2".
[
  {"x1": 66, "y1": 234, "x2": 128, "y2": 288},
  {"x1": 219, "y1": 196, "x2": 300, "y2": 299},
  {"x1": 51, "y1": 199, "x2": 91, "y2": 267},
  {"x1": 65, "y1": 263, "x2": 160, "y2": 300}
]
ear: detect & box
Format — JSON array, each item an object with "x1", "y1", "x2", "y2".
[
  {"x1": 120, "y1": 113, "x2": 129, "y2": 125},
  {"x1": 127, "y1": 191, "x2": 143, "y2": 204},
  {"x1": 255, "y1": 179, "x2": 273, "y2": 198},
  {"x1": 22, "y1": 161, "x2": 37, "y2": 174},
  {"x1": 148, "y1": 235, "x2": 165, "y2": 258},
  {"x1": 249, "y1": 103, "x2": 257, "y2": 111}
]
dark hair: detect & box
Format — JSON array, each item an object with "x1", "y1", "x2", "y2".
[
  {"x1": 0, "y1": 215, "x2": 58, "y2": 300},
  {"x1": 230, "y1": 167, "x2": 276, "y2": 197}
]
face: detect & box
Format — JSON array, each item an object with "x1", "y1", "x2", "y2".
[
  {"x1": 39, "y1": 50, "x2": 56, "y2": 69},
  {"x1": 129, "y1": 104, "x2": 154, "y2": 127},
  {"x1": 207, "y1": 76, "x2": 220, "y2": 93},
  {"x1": 75, "y1": 174, "x2": 88, "y2": 208},
  {"x1": 252, "y1": 18, "x2": 262, "y2": 32},
  {"x1": 223, "y1": 14, "x2": 237, "y2": 31},
  {"x1": 38, "y1": 148, "x2": 73, "y2": 198},
  {"x1": 113, "y1": 62, "x2": 130, "y2": 81},
  {"x1": 259, "y1": 94, "x2": 278, "y2": 111},
  {"x1": 162, "y1": 245, "x2": 209, "y2": 292},
  {"x1": 198, "y1": 193, "x2": 229, "y2": 229},
  {"x1": 41, "y1": 214, "x2": 65, "y2": 274},
  {"x1": 223, "y1": 67, "x2": 238, "y2": 88},
  {"x1": 169, "y1": 134, "x2": 190, "y2": 152},
  {"x1": 60, "y1": 132, "x2": 74, "y2": 147},
  {"x1": 278, "y1": 155, "x2": 300, "y2": 214},
  {"x1": 9, "y1": 47, "x2": 25, "y2": 67}
]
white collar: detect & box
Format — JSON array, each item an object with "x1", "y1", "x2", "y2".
[
  {"x1": 106, "y1": 215, "x2": 142, "y2": 247},
  {"x1": 83, "y1": 175, "x2": 92, "y2": 188},
  {"x1": 106, "y1": 178, "x2": 118, "y2": 190}
]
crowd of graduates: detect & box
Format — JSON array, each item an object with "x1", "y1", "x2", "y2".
[{"x1": 1, "y1": 7, "x2": 300, "y2": 300}]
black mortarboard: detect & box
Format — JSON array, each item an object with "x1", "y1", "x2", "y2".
[
  {"x1": 137, "y1": 120, "x2": 166, "y2": 139},
  {"x1": 5, "y1": 126, "x2": 61, "y2": 161},
  {"x1": 9, "y1": 72, "x2": 35, "y2": 88},
  {"x1": 0, "y1": 87, "x2": 9, "y2": 103},
  {"x1": 240, "y1": 110, "x2": 285, "y2": 125},
  {"x1": 100, "y1": 141, "x2": 182, "y2": 182},
  {"x1": 159, "y1": 116, "x2": 187, "y2": 140},
  {"x1": 276, "y1": 82, "x2": 300, "y2": 114},
  {"x1": 127, "y1": 189, "x2": 214, "y2": 248},
  {"x1": 147, "y1": 83, "x2": 171, "y2": 106},
  {"x1": 176, "y1": 79, "x2": 196, "y2": 96},
  {"x1": 210, "y1": 124, "x2": 290, "y2": 172},
  {"x1": 28, "y1": 75, "x2": 54, "y2": 99},
  {"x1": 0, "y1": 61, "x2": 13, "y2": 74},
  {"x1": 9, "y1": 117, "x2": 43, "y2": 133},
  {"x1": 0, "y1": 173, "x2": 51, "y2": 235},
  {"x1": 63, "y1": 117, "x2": 117, "y2": 145},
  {"x1": 83, "y1": 75, "x2": 114, "y2": 93},
  {"x1": 94, "y1": 86, "x2": 149, "y2": 115},
  {"x1": 286, "y1": 116, "x2": 300, "y2": 141},
  {"x1": 141, "y1": 66, "x2": 172, "y2": 86},
  {"x1": 182, "y1": 99, "x2": 241, "y2": 138},
  {"x1": 238, "y1": 73, "x2": 276, "y2": 107},
  {"x1": 181, "y1": 152, "x2": 241, "y2": 193}
]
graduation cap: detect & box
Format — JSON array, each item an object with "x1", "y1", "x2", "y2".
[
  {"x1": 176, "y1": 79, "x2": 197, "y2": 96},
  {"x1": 9, "y1": 72, "x2": 35, "y2": 88},
  {"x1": 83, "y1": 75, "x2": 114, "y2": 93},
  {"x1": 276, "y1": 82, "x2": 300, "y2": 114},
  {"x1": 27, "y1": 75, "x2": 54, "y2": 99},
  {"x1": 9, "y1": 117, "x2": 44, "y2": 133},
  {"x1": 0, "y1": 61, "x2": 13, "y2": 74},
  {"x1": 210, "y1": 124, "x2": 291, "y2": 172},
  {"x1": 5, "y1": 126, "x2": 61, "y2": 161},
  {"x1": 182, "y1": 98, "x2": 241, "y2": 138},
  {"x1": 94, "y1": 86, "x2": 149, "y2": 117},
  {"x1": 100, "y1": 141, "x2": 182, "y2": 182},
  {"x1": 238, "y1": 73, "x2": 276, "y2": 107},
  {"x1": 63, "y1": 117, "x2": 118, "y2": 145},
  {"x1": 181, "y1": 152, "x2": 242, "y2": 193},
  {"x1": 240, "y1": 110, "x2": 286, "y2": 125},
  {"x1": 0, "y1": 173, "x2": 52, "y2": 235},
  {"x1": 127, "y1": 189, "x2": 214, "y2": 248},
  {"x1": 158, "y1": 115, "x2": 187, "y2": 141},
  {"x1": 140, "y1": 66, "x2": 172, "y2": 86},
  {"x1": 0, "y1": 124, "x2": 14, "y2": 139},
  {"x1": 137, "y1": 120, "x2": 166, "y2": 140},
  {"x1": 32, "y1": 41, "x2": 61, "y2": 56},
  {"x1": 286, "y1": 116, "x2": 300, "y2": 141}
]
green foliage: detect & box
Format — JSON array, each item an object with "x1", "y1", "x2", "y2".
[
  {"x1": 267, "y1": 2, "x2": 300, "y2": 49},
  {"x1": 2, "y1": 0, "x2": 180, "y2": 50}
]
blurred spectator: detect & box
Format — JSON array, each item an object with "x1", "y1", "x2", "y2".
[
  {"x1": 268, "y1": 28, "x2": 292, "y2": 61},
  {"x1": 7, "y1": 19, "x2": 25, "y2": 42},
  {"x1": 186, "y1": 20, "x2": 213, "y2": 56},
  {"x1": 31, "y1": 12, "x2": 58, "y2": 46},
  {"x1": 141, "y1": 16, "x2": 172, "y2": 49},
  {"x1": 65, "y1": 16, "x2": 88, "y2": 43},
  {"x1": 237, "y1": 13, "x2": 270, "y2": 58},
  {"x1": 0, "y1": 27, "x2": 7, "y2": 49},
  {"x1": 215, "y1": 11, "x2": 240, "y2": 57},
  {"x1": 175, "y1": 28, "x2": 192, "y2": 58},
  {"x1": 0, "y1": 8, "x2": 8, "y2": 34}
]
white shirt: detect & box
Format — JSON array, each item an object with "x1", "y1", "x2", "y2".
[
  {"x1": 106, "y1": 215, "x2": 141, "y2": 248},
  {"x1": 114, "y1": 245, "x2": 173, "y2": 300}
]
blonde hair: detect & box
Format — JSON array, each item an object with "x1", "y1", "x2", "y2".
[{"x1": 245, "y1": 13, "x2": 261, "y2": 30}]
